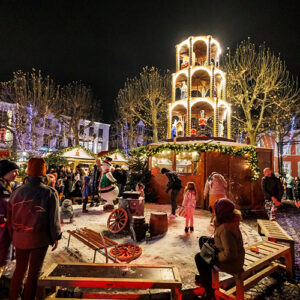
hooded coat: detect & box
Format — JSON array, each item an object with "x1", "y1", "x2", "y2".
[{"x1": 214, "y1": 214, "x2": 245, "y2": 274}]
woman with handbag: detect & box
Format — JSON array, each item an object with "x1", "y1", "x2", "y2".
[{"x1": 194, "y1": 198, "x2": 245, "y2": 298}]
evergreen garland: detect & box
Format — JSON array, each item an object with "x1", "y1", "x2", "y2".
[{"x1": 130, "y1": 143, "x2": 260, "y2": 181}]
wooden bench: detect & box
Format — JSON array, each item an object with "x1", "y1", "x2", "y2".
[
  {"x1": 212, "y1": 240, "x2": 292, "y2": 300},
  {"x1": 257, "y1": 219, "x2": 295, "y2": 264},
  {"x1": 38, "y1": 262, "x2": 182, "y2": 300},
  {"x1": 66, "y1": 228, "x2": 118, "y2": 262}
]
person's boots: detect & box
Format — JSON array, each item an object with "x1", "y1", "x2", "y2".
[{"x1": 185, "y1": 227, "x2": 189, "y2": 233}]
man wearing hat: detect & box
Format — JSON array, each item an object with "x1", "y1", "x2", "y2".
[
  {"x1": 0, "y1": 160, "x2": 19, "y2": 276},
  {"x1": 7, "y1": 157, "x2": 61, "y2": 300}
]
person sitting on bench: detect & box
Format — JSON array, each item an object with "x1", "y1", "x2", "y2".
[{"x1": 195, "y1": 198, "x2": 245, "y2": 298}]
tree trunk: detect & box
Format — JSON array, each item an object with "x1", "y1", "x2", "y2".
[
  {"x1": 73, "y1": 120, "x2": 80, "y2": 146},
  {"x1": 248, "y1": 131, "x2": 257, "y2": 146},
  {"x1": 152, "y1": 108, "x2": 158, "y2": 143}
]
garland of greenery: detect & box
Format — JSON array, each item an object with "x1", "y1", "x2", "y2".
[{"x1": 130, "y1": 143, "x2": 260, "y2": 181}]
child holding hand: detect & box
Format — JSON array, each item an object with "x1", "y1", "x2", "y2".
[{"x1": 182, "y1": 182, "x2": 197, "y2": 233}]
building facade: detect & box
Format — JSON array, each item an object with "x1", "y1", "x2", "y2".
[
  {"x1": 260, "y1": 129, "x2": 300, "y2": 177},
  {"x1": 0, "y1": 101, "x2": 110, "y2": 157}
]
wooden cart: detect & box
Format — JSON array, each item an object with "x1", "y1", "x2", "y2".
[{"x1": 38, "y1": 262, "x2": 182, "y2": 300}]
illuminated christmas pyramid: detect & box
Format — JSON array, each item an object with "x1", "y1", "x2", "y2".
[{"x1": 167, "y1": 35, "x2": 231, "y2": 138}]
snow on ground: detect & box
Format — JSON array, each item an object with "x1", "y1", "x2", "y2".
[{"x1": 42, "y1": 203, "x2": 262, "y2": 291}]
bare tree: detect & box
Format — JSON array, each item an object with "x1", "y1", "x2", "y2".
[
  {"x1": 59, "y1": 81, "x2": 101, "y2": 146},
  {"x1": 0, "y1": 69, "x2": 60, "y2": 155},
  {"x1": 223, "y1": 39, "x2": 300, "y2": 145},
  {"x1": 116, "y1": 66, "x2": 171, "y2": 144}
]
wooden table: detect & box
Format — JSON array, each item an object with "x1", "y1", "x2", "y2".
[
  {"x1": 38, "y1": 262, "x2": 182, "y2": 300},
  {"x1": 212, "y1": 240, "x2": 293, "y2": 300},
  {"x1": 257, "y1": 219, "x2": 295, "y2": 264}
]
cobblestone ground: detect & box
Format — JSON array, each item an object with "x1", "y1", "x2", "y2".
[{"x1": 242, "y1": 203, "x2": 300, "y2": 300}]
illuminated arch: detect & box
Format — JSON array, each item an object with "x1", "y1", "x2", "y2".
[
  {"x1": 174, "y1": 70, "x2": 188, "y2": 82},
  {"x1": 170, "y1": 101, "x2": 187, "y2": 111},
  {"x1": 191, "y1": 98, "x2": 215, "y2": 109},
  {"x1": 191, "y1": 66, "x2": 211, "y2": 77}
]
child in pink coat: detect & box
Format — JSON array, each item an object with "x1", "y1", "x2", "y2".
[{"x1": 182, "y1": 182, "x2": 197, "y2": 232}]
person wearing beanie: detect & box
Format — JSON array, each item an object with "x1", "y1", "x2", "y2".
[
  {"x1": 7, "y1": 157, "x2": 61, "y2": 300},
  {"x1": 0, "y1": 160, "x2": 19, "y2": 277},
  {"x1": 161, "y1": 168, "x2": 182, "y2": 219},
  {"x1": 194, "y1": 198, "x2": 244, "y2": 298},
  {"x1": 82, "y1": 176, "x2": 92, "y2": 213}
]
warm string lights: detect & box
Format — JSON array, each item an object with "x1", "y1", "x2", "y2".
[{"x1": 130, "y1": 143, "x2": 260, "y2": 181}]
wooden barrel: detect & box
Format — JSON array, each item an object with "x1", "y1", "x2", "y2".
[
  {"x1": 131, "y1": 216, "x2": 147, "y2": 241},
  {"x1": 149, "y1": 212, "x2": 168, "y2": 237}
]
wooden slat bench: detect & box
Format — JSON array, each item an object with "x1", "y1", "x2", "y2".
[
  {"x1": 257, "y1": 219, "x2": 295, "y2": 264},
  {"x1": 66, "y1": 228, "x2": 118, "y2": 263},
  {"x1": 212, "y1": 240, "x2": 292, "y2": 300},
  {"x1": 38, "y1": 262, "x2": 182, "y2": 300}
]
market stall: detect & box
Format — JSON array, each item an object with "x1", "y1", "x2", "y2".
[
  {"x1": 98, "y1": 149, "x2": 128, "y2": 166},
  {"x1": 132, "y1": 137, "x2": 273, "y2": 210}
]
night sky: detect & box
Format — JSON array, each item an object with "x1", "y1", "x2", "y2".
[{"x1": 0, "y1": 0, "x2": 299, "y2": 122}]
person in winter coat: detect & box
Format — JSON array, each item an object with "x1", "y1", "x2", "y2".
[
  {"x1": 82, "y1": 176, "x2": 92, "y2": 213},
  {"x1": 182, "y1": 182, "x2": 197, "y2": 233},
  {"x1": 195, "y1": 198, "x2": 245, "y2": 298},
  {"x1": 204, "y1": 172, "x2": 227, "y2": 223},
  {"x1": 63, "y1": 167, "x2": 73, "y2": 198},
  {"x1": 0, "y1": 160, "x2": 19, "y2": 276},
  {"x1": 90, "y1": 159, "x2": 101, "y2": 207},
  {"x1": 7, "y1": 157, "x2": 61, "y2": 300},
  {"x1": 294, "y1": 177, "x2": 300, "y2": 203},
  {"x1": 285, "y1": 174, "x2": 294, "y2": 200},
  {"x1": 261, "y1": 168, "x2": 283, "y2": 220},
  {"x1": 161, "y1": 168, "x2": 182, "y2": 219}
]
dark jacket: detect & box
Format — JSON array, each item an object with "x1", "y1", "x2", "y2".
[
  {"x1": 113, "y1": 167, "x2": 127, "y2": 185},
  {"x1": 91, "y1": 165, "x2": 101, "y2": 193},
  {"x1": 0, "y1": 178, "x2": 13, "y2": 266},
  {"x1": 7, "y1": 177, "x2": 61, "y2": 249},
  {"x1": 63, "y1": 173, "x2": 73, "y2": 197},
  {"x1": 214, "y1": 215, "x2": 245, "y2": 274},
  {"x1": 166, "y1": 171, "x2": 182, "y2": 192},
  {"x1": 262, "y1": 174, "x2": 284, "y2": 201}
]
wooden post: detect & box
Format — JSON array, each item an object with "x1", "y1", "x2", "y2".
[{"x1": 235, "y1": 274, "x2": 245, "y2": 300}]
